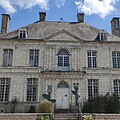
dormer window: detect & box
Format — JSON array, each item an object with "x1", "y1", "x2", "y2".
[
  {"x1": 99, "y1": 30, "x2": 107, "y2": 41},
  {"x1": 19, "y1": 29, "x2": 27, "y2": 39}
]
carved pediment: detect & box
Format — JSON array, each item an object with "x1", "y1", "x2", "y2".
[{"x1": 44, "y1": 29, "x2": 84, "y2": 42}]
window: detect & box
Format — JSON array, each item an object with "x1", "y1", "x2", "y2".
[
  {"x1": 113, "y1": 79, "x2": 120, "y2": 96},
  {"x1": 3, "y1": 49, "x2": 13, "y2": 67},
  {"x1": 57, "y1": 49, "x2": 70, "y2": 71},
  {"x1": 88, "y1": 51, "x2": 97, "y2": 68},
  {"x1": 27, "y1": 78, "x2": 38, "y2": 102},
  {"x1": 29, "y1": 49, "x2": 39, "y2": 67},
  {"x1": 88, "y1": 79, "x2": 99, "y2": 99},
  {"x1": 0, "y1": 78, "x2": 10, "y2": 102},
  {"x1": 57, "y1": 81, "x2": 69, "y2": 88},
  {"x1": 99, "y1": 31, "x2": 107, "y2": 41},
  {"x1": 19, "y1": 29, "x2": 27, "y2": 38},
  {"x1": 58, "y1": 50, "x2": 69, "y2": 67},
  {"x1": 112, "y1": 52, "x2": 120, "y2": 68}
]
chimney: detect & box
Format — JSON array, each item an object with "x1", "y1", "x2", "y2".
[
  {"x1": 111, "y1": 17, "x2": 120, "y2": 37},
  {"x1": 39, "y1": 12, "x2": 46, "y2": 21},
  {"x1": 77, "y1": 13, "x2": 84, "y2": 23},
  {"x1": 1, "y1": 14, "x2": 11, "y2": 34}
]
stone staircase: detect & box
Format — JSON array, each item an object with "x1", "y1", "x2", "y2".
[{"x1": 54, "y1": 113, "x2": 80, "y2": 120}]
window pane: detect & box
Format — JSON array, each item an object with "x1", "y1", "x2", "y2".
[
  {"x1": 113, "y1": 79, "x2": 120, "y2": 96},
  {"x1": 92, "y1": 51, "x2": 96, "y2": 56},
  {"x1": 20, "y1": 31, "x2": 23, "y2": 38},
  {"x1": 117, "y1": 57, "x2": 120, "y2": 68},
  {"x1": 88, "y1": 51, "x2": 97, "y2": 68},
  {"x1": 113, "y1": 57, "x2": 117, "y2": 68},
  {"x1": 64, "y1": 56, "x2": 69, "y2": 66},
  {"x1": 88, "y1": 51, "x2": 91, "y2": 56},
  {"x1": 3, "y1": 49, "x2": 13, "y2": 67},
  {"x1": 58, "y1": 50, "x2": 69, "y2": 55},
  {"x1": 100, "y1": 33, "x2": 104, "y2": 40},
  {"x1": 23, "y1": 31, "x2": 26, "y2": 38},
  {"x1": 0, "y1": 78, "x2": 10, "y2": 102},
  {"x1": 19, "y1": 30, "x2": 26, "y2": 38},
  {"x1": 58, "y1": 56, "x2": 63, "y2": 66},
  {"x1": 88, "y1": 57, "x2": 92, "y2": 67},
  {"x1": 27, "y1": 78, "x2": 38, "y2": 101},
  {"x1": 29, "y1": 49, "x2": 39, "y2": 67},
  {"x1": 88, "y1": 79, "x2": 98, "y2": 99},
  {"x1": 58, "y1": 50, "x2": 69, "y2": 67},
  {"x1": 112, "y1": 52, "x2": 120, "y2": 68}
]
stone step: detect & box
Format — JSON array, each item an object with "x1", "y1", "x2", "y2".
[
  {"x1": 54, "y1": 113, "x2": 79, "y2": 120},
  {"x1": 54, "y1": 117, "x2": 78, "y2": 120},
  {"x1": 54, "y1": 109, "x2": 78, "y2": 114},
  {"x1": 54, "y1": 117, "x2": 78, "y2": 119}
]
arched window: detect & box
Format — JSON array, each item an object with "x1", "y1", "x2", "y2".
[
  {"x1": 57, "y1": 81, "x2": 69, "y2": 88},
  {"x1": 58, "y1": 49, "x2": 69, "y2": 67}
]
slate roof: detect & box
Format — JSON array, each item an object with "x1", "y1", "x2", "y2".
[{"x1": 0, "y1": 21, "x2": 120, "y2": 41}]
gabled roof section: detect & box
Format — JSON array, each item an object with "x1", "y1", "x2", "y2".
[
  {"x1": 0, "y1": 21, "x2": 120, "y2": 42},
  {"x1": 0, "y1": 21, "x2": 99, "y2": 41},
  {"x1": 44, "y1": 29, "x2": 84, "y2": 42}
]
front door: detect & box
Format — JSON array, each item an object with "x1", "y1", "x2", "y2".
[{"x1": 56, "y1": 81, "x2": 70, "y2": 109}]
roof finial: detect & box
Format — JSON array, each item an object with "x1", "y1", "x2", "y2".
[{"x1": 60, "y1": 18, "x2": 63, "y2": 22}]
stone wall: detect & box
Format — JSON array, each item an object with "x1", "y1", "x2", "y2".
[
  {"x1": 0, "y1": 113, "x2": 120, "y2": 120},
  {"x1": 0, "y1": 113, "x2": 52, "y2": 120},
  {"x1": 0, "y1": 113, "x2": 37, "y2": 120},
  {"x1": 94, "y1": 114, "x2": 120, "y2": 120}
]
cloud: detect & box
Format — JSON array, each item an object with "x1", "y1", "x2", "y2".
[
  {"x1": 75, "y1": 0, "x2": 119, "y2": 18},
  {"x1": 0, "y1": 0, "x2": 119, "y2": 18},
  {"x1": 0, "y1": 0, "x2": 16, "y2": 13},
  {"x1": 0, "y1": 0, "x2": 49, "y2": 14},
  {"x1": 55, "y1": 0, "x2": 66, "y2": 8}
]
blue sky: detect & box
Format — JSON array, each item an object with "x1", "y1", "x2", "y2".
[{"x1": 0, "y1": 0, "x2": 120, "y2": 33}]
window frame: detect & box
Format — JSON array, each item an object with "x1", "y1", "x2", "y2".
[
  {"x1": 57, "y1": 49, "x2": 70, "y2": 71},
  {"x1": 3, "y1": 49, "x2": 13, "y2": 67},
  {"x1": 26, "y1": 78, "x2": 38, "y2": 102},
  {"x1": 0, "y1": 78, "x2": 10, "y2": 102},
  {"x1": 57, "y1": 81, "x2": 69, "y2": 88},
  {"x1": 112, "y1": 51, "x2": 120, "y2": 68},
  {"x1": 113, "y1": 79, "x2": 120, "y2": 97},
  {"x1": 58, "y1": 50, "x2": 69, "y2": 67},
  {"x1": 87, "y1": 51, "x2": 97, "y2": 68},
  {"x1": 18, "y1": 29, "x2": 27, "y2": 39},
  {"x1": 29, "y1": 49, "x2": 39, "y2": 67},
  {"x1": 99, "y1": 31, "x2": 107, "y2": 41},
  {"x1": 88, "y1": 79, "x2": 99, "y2": 99}
]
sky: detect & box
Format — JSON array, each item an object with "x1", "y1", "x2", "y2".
[{"x1": 0, "y1": 0, "x2": 120, "y2": 33}]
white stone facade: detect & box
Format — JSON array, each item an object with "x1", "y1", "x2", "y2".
[
  {"x1": 0, "y1": 37, "x2": 120, "y2": 112},
  {"x1": 0, "y1": 13, "x2": 120, "y2": 112}
]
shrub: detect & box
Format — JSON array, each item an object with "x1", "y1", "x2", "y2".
[
  {"x1": 28, "y1": 106, "x2": 35, "y2": 113},
  {"x1": 83, "y1": 115, "x2": 94, "y2": 120},
  {"x1": 10, "y1": 96, "x2": 19, "y2": 113},
  {"x1": 38, "y1": 100, "x2": 54, "y2": 113},
  {"x1": 82, "y1": 94, "x2": 120, "y2": 113}
]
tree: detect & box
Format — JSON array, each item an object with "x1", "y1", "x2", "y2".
[{"x1": 10, "y1": 96, "x2": 19, "y2": 113}]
